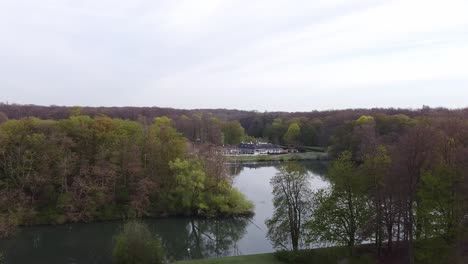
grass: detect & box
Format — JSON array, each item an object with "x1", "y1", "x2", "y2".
[
  {"x1": 299, "y1": 146, "x2": 326, "y2": 152},
  {"x1": 175, "y1": 242, "x2": 459, "y2": 264},
  {"x1": 175, "y1": 246, "x2": 376, "y2": 264},
  {"x1": 175, "y1": 253, "x2": 284, "y2": 264},
  {"x1": 226, "y1": 152, "x2": 328, "y2": 163},
  {"x1": 273, "y1": 246, "x2": 376, "y2": 264}
]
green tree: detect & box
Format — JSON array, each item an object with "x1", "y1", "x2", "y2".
[
  {"x1": 266, "y1": 118, "x2": 288, "y2": 145},
  {"x1": 169, "y1": 158, "x2": 206, "y2": 214},
  {"x1": 283, "y1": 123, "x2": 301, "y2": 146},
  {"x1": 307, "y1": 152, "x2": 371, "y2": 255},
  {"x1": 355, "y1": 115, "x2": 374, "y2": 125},
  {"x1": 222, "y1": 121, "x2": 245, "y2": 145},
  {"x1": 414, "y1": 164, "x2": 463, "y2": 263},
  {"x1": 266, "y1": 162, "x2": 311, "y2": 251},
  {"x1": 299, "y1": 119, "x2": 321, "y2": 146},
  {"x1": 146, "y1": 117, "x2": 186, "y2": 182}
]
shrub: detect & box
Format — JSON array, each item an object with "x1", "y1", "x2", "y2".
[
  {"x1": 113, "y1": 221, "x2": 165, "y2": 264},
  {"x1": 0, "y1": 214, "x2": 18, "y2": 239}
]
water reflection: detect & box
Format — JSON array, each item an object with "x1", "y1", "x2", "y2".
[
  {"x1": 0, "y1": 221, "x2": 118, "y2": 264},
  {"x1": 228, "y1": 160, "x2": 328, "y2": 177},
  {"x1": 0, "y1": 161, "x2": 328, "y2": 264},
  {"x1": 157, "y1": 217, "x2": 250, "y2": 262},
  {"x1": 0, "y1": 216, "x2": 252, "y2": 264}
]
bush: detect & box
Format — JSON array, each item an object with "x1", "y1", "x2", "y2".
[{"x1": 113, "y1": 221, "x2": 165, "y2": 264}]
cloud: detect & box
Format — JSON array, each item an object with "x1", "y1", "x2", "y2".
[{"x1": 0, "y1": 0, "x2": 467, "y2": 110}]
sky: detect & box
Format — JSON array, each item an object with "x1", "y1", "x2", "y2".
[{"x1": 1, "y1": 0, "x2": 467, "y2": 112}]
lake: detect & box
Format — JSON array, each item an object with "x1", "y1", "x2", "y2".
[{"x1": 0, "y1": 161, "x2": 328, "y2": 264}]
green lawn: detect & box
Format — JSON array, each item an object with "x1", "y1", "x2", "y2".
[
  {"x1": 175, "y1": 247, "x2": 377, "y2": 264},
  {"x1": 175, "y1": 253, "x2": 284, "y2": 264},
  {"x1": 226, "y1": 152, "x2": 327, "y2": 163}
]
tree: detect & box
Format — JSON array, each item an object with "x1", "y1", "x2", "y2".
[
  {"x1": 307, "y1": 152, "x2": 371, "y2": 255},
  {"x1": 266, "y1": 162, "x2": 311, "y2": 251},
  {"x1": 222, "y1": 121, "x2": 245, "y2": 145},
  {"x1": 419, "y1": 164, "x2": 462, "y2": 239},
  {"x1": 299, "y1": 119, "x2": 321, "y2": 147},
  {"x1": 394, "y1": 123, "x2": 438, "y2": 263},
  {"x1": 145, "y1": 116, "x2": 186, "y2": 184},
  {"x1": 362, "y1": 145, "x2": 392, "y2": 254},
  {"x1": 283, "y1": 123, "x2": 301, "y2": 146},
  {"x1": 267, "y1": 118, "x2": 288, "y2": 145},
  {"x1": 0, "y1": 114, "x2": 253, "y2": 227},
  {"x1": 169, "y1": 158, "x2": 206, "y2": 214}
]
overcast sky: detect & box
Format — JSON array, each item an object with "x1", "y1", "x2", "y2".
[{"x1": 1, "y1": 0, "x2": 467, "y2": 111}]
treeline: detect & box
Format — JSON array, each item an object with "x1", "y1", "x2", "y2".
[
  {"x1": 267, "y1": 114, "x2": 468, "y2": 263},
  {"x1": 318, "y1": 114, "x2": 468, "y2": 263},
  {"x1": 0, "y1": 115, "x2": 253, "y2": 232},
  {"x1": 2, "y1": 104, "x2": 468, "y2": 147}
]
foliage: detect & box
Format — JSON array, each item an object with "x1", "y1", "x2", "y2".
[
  {"x1": 0, "y1": 116, "x2": 252, "y2": 225},
  {"x1": 283, "y1": 123, "x2": 301, "y2": 146},
  {"x1": 168, "y1": 157, "x2": 253, "y2": 217},
  {"x1": 0, "y1": 213, "x2": 19, "y2": 238},
  {"x1": 418, "y1": 164, "x2": 464, "y2": 242},
  {"x1": 2, "y1": 105, "x2": 468, "y2": 263},
  {"x1": 222, "y1": 121, "x2": 245, "y2": 145},
  {"x1": 361, "y1": 145, "x2": 391, "y2": 253},
  {"x1": 266, "y1": 162, "x2": 311, "y2": 251},
  {"x1": 355, "y1": 115, "x2": 375, "y2": 128},
  {"x1": 415, "y1": 161, "x2": 467, "y2": 263},
  {"x1": 113, "y1": 221, "x2": 165, "y2": 264},
  {"x1": 169, "y1": 158, "x2": 207, "y2": 214},
  {"x1": 307, "y1": 152, "x2": 371, "y2": 254}
]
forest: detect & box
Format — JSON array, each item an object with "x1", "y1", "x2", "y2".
[
  {"x1": 2, "y1": 103, "x2": 468, "y2": 147},
  {"x1": 1, "y1": 104, "x2": 468, "y2": 263},
  {"x1": 0, "y1": 114, "x2": 253, "y2": 235},
  {"x1": 266, "y1": 114, "x2": 468, "y2": 264}
]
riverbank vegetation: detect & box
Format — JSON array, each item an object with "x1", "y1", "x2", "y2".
[
  {"x1": 0, "y1": 115, "x2": 253, "y2": 231},
  {"x1": 2, "y1": 105, "x2": 468, "y2": 263},
  {"x1": 265, "y1": 115, "x2": 468, "y2": 264}
]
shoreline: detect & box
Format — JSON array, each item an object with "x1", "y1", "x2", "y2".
[{"x1": 225, "y1": 151, "x2": 328, "y2": 163}]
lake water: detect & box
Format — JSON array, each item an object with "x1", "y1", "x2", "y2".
[{"x1": 0, "y1": 161, "x2": 328, "y2": 264}]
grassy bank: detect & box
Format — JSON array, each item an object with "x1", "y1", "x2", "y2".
[
  {"x1": 175, "y1": 253, "x2": 283, "y2": 264},
  {"x1": 175, "y1": 246, "x2": 378, "y2": 264},
  {"x1": 226, "y1": 151, "x2": 328, "y2": 163}
]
